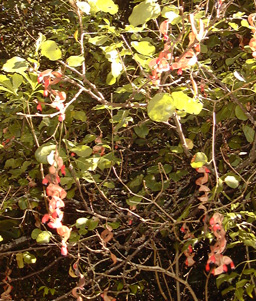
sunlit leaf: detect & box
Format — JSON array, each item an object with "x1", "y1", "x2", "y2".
[
  {"x1": 2, "y1": 57, "x2": 28, "y2": 73},
  {"x1": 224, "y1": 175, "x2": 239, "y2": 188},
  {"x1": 191, "y1": 152, "x2": 208, "y2": 168},
  {"x1": 66, "y1": 55, "x2": 84, "y2": 67},
  {"x1": 41, "y1": 40, "x2": 62, "y2": 61},
  {"x1": 129, "y1": 0, "x2": 161, "y2": 27},
  {"x1": 36, "y1": 231, "x2": 52, "y2": 243},
  {"x1": 35, "y1": 144, "x2": 56, "y2": 164},
  {"x1": 76, "y1": 1, "x2": 91, "y2": 14},
  {"x1": 147, "y1": 93, "x2": 175, "y2": 122},
  {"x1": 131, "y1": 41, "x2": 155, "y2": 56}
]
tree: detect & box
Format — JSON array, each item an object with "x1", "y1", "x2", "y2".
[{"x1": 0, "y1": 0, "x2": 256, "y2": 300}]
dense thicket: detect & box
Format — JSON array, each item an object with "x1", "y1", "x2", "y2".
[{"x1": 0, "y1": 1, "x2": 256, "y2": 300}]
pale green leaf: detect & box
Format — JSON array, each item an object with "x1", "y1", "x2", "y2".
[
  {"x1": 147, "y1": 93, "x2": 175, "y2": 122},
  {"x1": 36, "y1": 231, "x2": 52, "y2": 244},
  {"x1": 0, "y1": 75, "x2": 14, "y2": 93},
  {"x1": 88, "y1": 35, "x2": 109, "y2": 45},
  {"x1": 228, "y1": 22, "x2": 239, "y2": 30},
  {"x1": 91, "y1": 0, "x2": 118, "y2": 15},
  {"x1": 66, "y1": 55, "x2": 84, "y2": 67},
  {"x1": 2, "y1": 57, "x2": 28, "y2": 73},
  {"x1": 70, "y1": 145, "x2": 92, "y2": 157},
  {"x1": 224, "y1": 175, "x2": 239, "y2": 188},
  {"x1": 129, "y1": 0, "x2": 161, "y2": 27},
  {"x1": 35, "y1": 144, "x2": 56, "y2": 164},
  {"x1": 131, "y1": 41, "x2": 155, "y2": 56},
  {"x1": 171, "y1": 91, "x2": 203, "y2": 115},
  {"x1": 76, "y1": 1, "x2": 90, "y2": 14},
  {"x1": 12, "y1": 73, "x2": 24, "y2": 92},
  {"x1": 76, "y1": 217, "x2": 89, "y2": 228},
  {"x1": 23, "y1": 251, "x2": 37, "y2": 264},
  {"x1": 191, "y1": 152, "x2": 208, "y2": 168},
  {"x1": 111, "y1": 60, "x2": 123, "y2": 77},
  {"x1": 41, "y1": 40, "x2": 62, "y2": 61},
  {"x1": 16, "y1": 253, "x2": 24, "y2": 268}
]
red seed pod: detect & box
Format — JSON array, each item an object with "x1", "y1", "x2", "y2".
[{"x1": 43, "y1": 90, "x2": 49, "y2": 97}]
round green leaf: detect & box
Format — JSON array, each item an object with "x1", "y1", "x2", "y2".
[
  {"x1": 131, "y1": 41, "x2": 155, "y2": 56},
  {"x1": 31, "y1": 228, "x2": 42, "y2": 239},
  {"x1": 36, "y1": 231, "x2": 52, "y2": 244},
  {"x1": 191, "y1": 152, "x2": 208, "y2": 168},
  {"x1": 171, "y1": 91, "x2": 203, "y2": 115},
  {"x1": 41, "y1": 40, "x2": 62, "y2": 61},
  {"x1": 70, "y1": 145, "x2": 92, "y2": 157},
  {"x1": 76, "y1": 217, "x2": 89, "y2": 228},
  {"x1": 66, "y1": 55, "x2": 85, "y2": 67},
  {"x1": 224, "y1": 175, "x2": 239, "y2": 188},
  {"x1": 129, "y1": 0, "x2": 161, "y2": 27},
  {"x1": 2, "y1": 57, "x2": 28, "y2": 73},
  {"x1": 147, "y1": 93, "x2": 175, "y2": 122},
  {"x1": 35, "y1": 144, "x2": 56, "y2": 164}
]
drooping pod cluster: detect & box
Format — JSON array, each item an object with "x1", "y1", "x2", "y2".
[
  {"x1": 42, "y1": 150, "x2": 71, "y2": 255},
  {"x1": 248, "y1": 14, "x2": 256, "y2": 58},
  {"x1": 180, "y1": 223, "x2": 195, "y2": 267},
  {"x1": 37, "y1": 69, "x2": 67, "y2": 122},
  {"x1": 205, "y1": 213, "x2": 235, "y2": 275},
  {"x1": 148, "y1": 14, "x2": 204, "y2": 85}
]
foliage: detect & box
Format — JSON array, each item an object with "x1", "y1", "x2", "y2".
[{"x1": 0, "y1": 0, "x2": 256, "y2": 300}]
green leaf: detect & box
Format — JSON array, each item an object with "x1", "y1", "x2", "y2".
[
  {"x1": 228, "y1": 22, "x2": 239, "y2": 30},
  {"x1": 2, "y1": 57, "x2": 28, "y2": 73},
  {"x1": 134, "y1": 124, "x2": 149, "y2": 138},
  {"x1": 76, "y1": 217, "x2": 89, "y2": 228},
  {"x1": 111, "y1": 60, "x2": 123, "y2": 77},
  {"x1": 246, "y1": 284, "x2": 254, "y2": 298},
  {"x1": 76, "y1": 1, "x2": 91, "y2": 14},
  {"x1": 147, "y1": 93, "x2": 175, "y2": 122},
  {"x1": 73, "y1": 110, "x2": 87, "y2": 121},
  {"x1": 235, "y1": 287, "x2": 244, "y2": 301},
  {"x1": 91, "y1": 0, "x2": 118, "y2": 15},
  {"x1": 70, "y1": 145, "x2": 92, "y2": 157},
  {"x1": 235, "y1": 105, "x2": 248, "y2": 121},
  {"x1": 87, "y1": 217, "x2": 99, "y2": 230},
  {"x1": 78, "y1": 157, "x2": 100, "y2": 171},
  {"x1": 161, "y1": 6, "x2": 180, "y2": 24},
  {"x1": 224, "y1": 175, "x2": 239, "y2": 188},
  {"x1": 66, "y1": 55, "x2": 84, "y2": 67},
  {"x1": 241, "y1": 19, "x2": 250, "y2": 28},
  {"x1": 107, "y1": 221, "x2": 120, "y2": 230},
  {"x1": 31, "y1": 228, "x2": 42, "y2": 239},
  {"x1": 242, "y1": 125, "x2": 254, "y2": 143},
  {"x1": 171, "y1": 91, "x2": 203, "y2": 115},
  {"x1": 23, "y1": 251, "x2": 36, "y2": 264},
  {"x1": 88, "y1": 35, "x2": 109, "y2": 46},
  {"x1": 191, "y1": 152, "x2": 208, "y2": 168},
  {"x1": 131, "y1": 41, "x2": 155, "y2": 56},
  {"x1": 129, "y1": 0, "x2": 161, "y2": 27},
  {"x1": 16, "y1": 253, "x2": 24, "y2": 268},
  {"x1": 12, "y1": 73, "x2": 23, "y2": 92},
  {"x1": 36, "y1": 231, "x2": 52, "y2": 244},
  {"x1": 0, "y1": 75, "x2": 14, "y2": 92},
  {"x1": 35, "y1": 144, "x2": 56, "y2": 164},
  {"x1": 41, "y1": 40, "x2": 62, "y2": 61}
]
